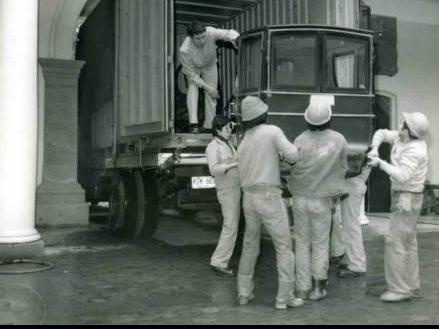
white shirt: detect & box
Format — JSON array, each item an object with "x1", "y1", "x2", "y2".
[
  {"x1": 238, "y1": 124, "x2": 298, "y2": 189},
  {"x1": 288, "y1": 129, "x2": 348, "y2": 198},
  {"x1": 206, "y1": 137, "x2": 240, "y2": 190},
  {"x1": 371, "y1": 129, "x2": 428, "y2": 193},
  {"x1": 179, "y1": 26, "x2": 239, "y2": 87}
]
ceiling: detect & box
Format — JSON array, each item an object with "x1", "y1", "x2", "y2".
[{"x1": 174, "y1": 0, "x2": 260, "y2": 26}]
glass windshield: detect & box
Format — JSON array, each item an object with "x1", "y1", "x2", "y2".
[
  {"x1": 324, "y1": 35, "x2": 369, "y2": 92},
  {"x1": 270, "y1": 32, "x2": 317, "y2": 91},
  {"x1": 239, "y1": 35, "x2": 262, "y2": 92}
]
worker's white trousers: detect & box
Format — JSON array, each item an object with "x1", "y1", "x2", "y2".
[
  {"x1": 186, "y1": 64, "x2": 218, "y2": 129},
  {"x1": 340, "y1": 190, "x2": 367, "y2": 272},
  {"x1": 330, "y1": 200, "x2": 345, "y2": 258},
  {"x1": 210, "y1": 187, "x2": 241, "y2": 268},
  {"x1": 385, "y1": 191, "x2": 423, "y2": 294},
  {"x1": 238, "y1": 189, "x2": 296, "y2": 302},
  {"x1": 292, "y1": 196, "x2": 332, "y2": 291}
]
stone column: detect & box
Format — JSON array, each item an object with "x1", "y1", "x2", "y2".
[
  {"x1": 36, "y1": 59, "x2": 89, "y2": 226},
  {"x1": 0, "y1": 0, "x2": 44, "y2": 259}
]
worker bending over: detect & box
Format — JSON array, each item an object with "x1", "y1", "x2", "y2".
[{"x1": 179, "y1": 22, "x2": 239, "y2": 133}]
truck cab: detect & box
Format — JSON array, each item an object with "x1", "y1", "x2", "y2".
[{"x1": 236, "y1": 25, "x2": 375, "y2": 161}]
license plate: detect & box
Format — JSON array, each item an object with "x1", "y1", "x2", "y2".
[{"x1": 191, "y1": 176, "x2": 216, "y2": 189}]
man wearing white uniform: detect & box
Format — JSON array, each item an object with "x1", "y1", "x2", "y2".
[
  {"x1": 288, "y1": 98, "x2": 348, "y2": 301},
  {"x1": 236, "y1": 96, "x2": 303, "y2": 310},
  {"x1": 368, "y1": 112, "x2": 429, "y2": 302},
  {"x1": 179, "y1": 22, "x2": 239, "y2": 133},
  {"x1": 206, "y1": 116, "x2": 241, "y2": 276}
]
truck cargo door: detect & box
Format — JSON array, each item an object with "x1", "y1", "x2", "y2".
[{"x1": 115, "y1": 0, "x2": 172, "y2": 138}]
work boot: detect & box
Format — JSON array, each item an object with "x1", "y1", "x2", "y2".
[
  {"x1": 380, "y1": 291, "x2": 411, "y2": 303},
  {"x1": 410, "y1": 288, "x2": 422, "y2": 299},
  {"x1": 211, "y1": 265, "x2": 235, "y2": 277},
  {"x1": 295, "y1": 289, "x2": 310, "y2": 300},
  {"x1": 275, "y1": 293, "x2": 304, "y2": 310},
  {"x1": 237, "y1": 293, "x2": 255, "y2": 306},
  {"x1": 309, "y1": 279, "x2": 328, "y2": 301},
  {"x1": 338, "y1": 268, "x2": 365, "y2": 278},
  {"x1": 330, "y1": 254, "x2": 345, "y2": 265},
  {"x1": 190, "y1": 124, "x2": 199, "y2": 134}
]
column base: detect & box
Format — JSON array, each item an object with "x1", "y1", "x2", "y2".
[
  {"x1": 0, "y1": 239, "x2": 44, "y2": 262},
  {"x1": 36, "y1": 182, "x2": 89, "y2": 227}
]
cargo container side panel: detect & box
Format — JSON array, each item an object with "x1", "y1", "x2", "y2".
[
  {"x1": 117, "y1": 0, "x2": 168, "y2": 138},
  {"x1": 220, "y1": 0, "x2": 300, "y2": 103}
]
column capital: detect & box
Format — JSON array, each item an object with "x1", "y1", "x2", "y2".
[{"x1": 39, "y1": 58, "x2": 85, "y2": 85}]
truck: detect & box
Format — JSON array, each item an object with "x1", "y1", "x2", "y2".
[{"x1": 77, "y1": 0, "x2": 375, "y2": 238}]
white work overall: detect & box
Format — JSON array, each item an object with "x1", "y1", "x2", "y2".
[
  {"x1": 238, "y1": 187, "x2": 296, "y2": 302},
  {"x1": 371, "y1": 129, "x2": 428, "y2": 295},
  {"x1": 186, "y1": 64, "x2": 218, "y2": 129},
  {"x1": 180, "y1": 27, "x2": 239, "y2": 129},
  {"x1": 206, "y1": 137, "x2": 241, "y2": 269},
  {"x1": 385, "y1": 191, "x2": 423, "y2": 294},
  {"x1": 330, "y1": 200, "x2": 345, "y2": 258},
  {"x1": 339, "y1": 176, "x2": 368, "y2": 273},
  {"x1": 292, "y1": 196, "x2": 333, "y2": 291},
  {"x1": 288, "y1": 129, "x2": 348, "y2": 292}
]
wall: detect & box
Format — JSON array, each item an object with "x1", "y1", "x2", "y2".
[
  {"x1": 37, "y1": 0, "x2": 87, "y2": 185},
  {"x1": 364, "y1": 0, "x2": 439, "y2": 184}
]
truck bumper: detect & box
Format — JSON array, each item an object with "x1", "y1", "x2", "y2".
[{"x1": 177, "y1": 188, "x2": 220, "y2": 211}]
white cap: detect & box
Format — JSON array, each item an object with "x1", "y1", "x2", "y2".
[
  {"x1": 304, "y1": 95, "x2": 333, "y2": 126},
  {"x1": 402, "y1": 112, "x2": 429, "y2": 138},
  {"x1": 241, "y1": 96, "x2": 268, "y2": 122}
]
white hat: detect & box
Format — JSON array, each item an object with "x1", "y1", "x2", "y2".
[
  {"x1": 304, "y1": 96, "x2": 332, "y2": 126},
  {"x1": 240, "y1": 96, "x2": 268, "y2": 122},
  {"x1": 402, "y1": 112, "x2": 429, "y2": 138}
]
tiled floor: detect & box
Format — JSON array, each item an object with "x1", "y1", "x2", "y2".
[{"x1": 1, "y1": 212, "x2": 439, "y2": 324}]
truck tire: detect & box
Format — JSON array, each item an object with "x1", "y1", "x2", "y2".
[
  {"x1": 124, "y1": 170, "x2": 147, "y2": 238},
  {"x1": 142, "y1": 170, "x2": 160, "y2": 237},
  {"x1": 109, "y1": 172, "x2": 129, "y2": 237}
]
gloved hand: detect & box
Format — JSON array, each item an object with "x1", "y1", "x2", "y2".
[{"x1": 367, "y1": 156, "x2": 381, "y2": 167}]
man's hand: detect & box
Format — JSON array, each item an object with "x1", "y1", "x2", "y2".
[
  {"x1": 367, "y1": 146, "x2": 379, "y2": 158},
  {"x1": 205, "y1": 86, "x2": 219, "y2": 99},
  {"x1": 368, "y1": 156, "x2": 381, "y2": 168}
]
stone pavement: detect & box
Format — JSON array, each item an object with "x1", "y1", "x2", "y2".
[{"x1": 1, "y1": 213, "x2": 439, "y2": 325}]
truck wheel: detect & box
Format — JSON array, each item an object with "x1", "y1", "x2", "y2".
[
  {"x1": 109, "y1": 172, "x2": 129, "y2": 236},
  {"x1": 123, "y1": 170, "x2": 147, "y2": 238},
  {"x1": 142, "y1": 170, "x2": 160, "y2": 237}
]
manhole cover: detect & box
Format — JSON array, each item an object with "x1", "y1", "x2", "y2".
[{"x1": 0, "y1": 285, "x2": 46, "y2": 324}]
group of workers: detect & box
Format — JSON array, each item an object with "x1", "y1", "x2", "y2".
[
  {"x1": 180, "y1": 21, "x2": 430, "y2": 309},
  {"x1": 206, "y1": 95, "x2": 429, "y2": 309}
]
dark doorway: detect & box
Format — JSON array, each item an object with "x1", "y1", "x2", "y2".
[
  {"x1": 76, "y1": 0, "x2": 115, "y2": 202},
  {"x1": 366, "y1": 93, "x2": 393, "y2": 212}
]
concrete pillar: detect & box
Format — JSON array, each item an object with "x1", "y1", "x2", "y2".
[
  {"x1": 36, "y1": 58, "x2": 89, "y2": 227},
  {"x1": 0, "y1": 0, "x2": 44, "y2": 259}
]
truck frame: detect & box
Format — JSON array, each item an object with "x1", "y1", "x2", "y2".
[{"x1": 77, "y1": 0, "x2": 375, "y2": 238}]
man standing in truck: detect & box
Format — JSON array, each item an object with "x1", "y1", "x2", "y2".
[
  {"x1": 236, "y1": 96, "x2": 304, "y2": 310},
  {"x1": 368, "y1": 112, "x2": 429, "y2": 302},
  {"x1": 206, "y1": 115, "x2": 240, "y2": 276},
  {"x1": 179, "y1": 21, "x2": 239, "y2": 133}
]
